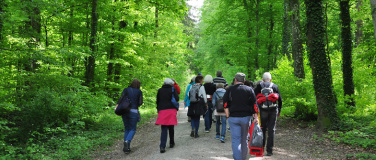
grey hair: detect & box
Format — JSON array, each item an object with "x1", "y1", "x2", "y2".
[
  {"x1": 204, "y1": 75, "x2": 213, "y2": 83},
  {"x1": 216, "y1": 83, "x2": 224, "y2": 89},
  {"x1": 164, "y1": 78, "x2": 174, "y2": 86},
  {"x1": 263, "y1": 72, "x2": 272, "y2": 81}
]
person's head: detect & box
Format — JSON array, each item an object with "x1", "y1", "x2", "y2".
[
  {"x1": 262, "y1": 72, "x2": 272, "y2": 82},
  {"x1": 254, "y1": 80, "x2": 263, "y2": 86},
  {"x1": 163, "y1": 78, "x2": 174, "y2": 86},
  {"x1": 171, "y1": 78, "x2": 176, "y2": 82},
  {"x1": 195, "y1": 75, "x2": 204, "y2": 84},
  {"x1": 216, "y1": 71, "x2": 222, "y2": 77},
  {"x1": 198, "y1": 73, "x2": 203, "y2": 76},
  {"x1": 130, "y1": 79, "x2": 141, "y2": 89},
  {"x1": 216, "y1": 83, "x2": 224, "y2": 89},
  {"x1": 231, "y1": 78, "x2": 235, "y2": 85},
  {"x1": 244, "y1": 80, "x2": 254, "y2": 88},
  {"x1": 190, "y1": 76, "x2": 197, "y2": 83},
  {"x1": 234, "y1": 72, "x2": 246, "y2": 84},
  {"x1": 204, "y1": 75, "x2": 213, "y2": 83}
]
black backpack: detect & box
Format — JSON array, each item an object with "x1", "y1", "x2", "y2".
[{"x1": 214, "y1": 91, "x2": 225, "y2": 112}]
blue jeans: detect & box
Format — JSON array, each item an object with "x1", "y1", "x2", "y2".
[
  {"x1": 228, "y1": 116, "x2": 251, "y2": 160},
  {"x1": 204, "y1": 103, "x2": 213, "y2": 130},
  {"x1": 122, "y1": 110, "x2": 138, "y2": 142},
  {"x1": 160, "y1": 125, "x2": 174, "y2": 148},
  {"x1": 216, "y1": 115, "x2": 227, "y2": 137},
  {"x1": 191, "y1": 115, "x2": 200, "y2": 133}
]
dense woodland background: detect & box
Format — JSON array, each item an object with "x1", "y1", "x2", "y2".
[{"x1": 0, "y1": 0, "x2": 375, "y2": 159}]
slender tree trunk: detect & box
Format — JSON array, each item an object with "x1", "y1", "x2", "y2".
[
  {"x1": 85, "y1": 0, "x2": 98, "y2": 87},
  {"x1": 290, "y1": 0, "x2": 305, "y2": 79},
  {"x1": 370, "y1": 0, "x2": 376, "y2": 42},
  {"x1": 283, "y1": 0, "x2": 292, "y2": 60},
  {"x1": 340, "y1": 0, "x2": 355, "y2": 108},
  {"x1": 155, "y1": 4, "x2": 159, "y2": 38},
  {"x1": 305, "y1": 0, "x2": 338, "y2": 130},
  {"x1": 243, "y1": 0, "x2": 254, "y2": 79},
  {"x1": 355, "y1": 0, "x2": 363, "y2": 47},
  {"x1": 267, "y1": 5, "x2": 274, "y2": 71},
  {"x1": 255, "y1": 0, "x2": 260, "y2": 71},
  {"x1": 0, "y1": 0, "x2": 4, "y2": 41},
  {"x1": 107, "y1": 17, "x2": 115, "y2": 82}
]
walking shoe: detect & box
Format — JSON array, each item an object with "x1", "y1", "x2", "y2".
[
  {"x1": 205, "y1": 130, "x2": 210, "y2": 133},
  {"x1": 194, "y1": 133, "x2": 199, "y2": 138},
  {"x1": 160, "y1": 147, "x2": 166, "y2": 153},
  {"x1": 215, "y1": 135, "x2": 220, "y2": 139},
  {"x1": 123, "y1": 141, "x2": 130, "y2": 154},
  {"x1": 266, "y1": 152, "x2": 273, "y2": 156},
  {"x1": 220, "y1": 136, "x2": 225, "y2": 143},
  {"x1": 169, "y1": 143, "x2": 175, "y2": 148},
  {"x1": 190, "y1": 131, "x2": 194, "y2": 137}
]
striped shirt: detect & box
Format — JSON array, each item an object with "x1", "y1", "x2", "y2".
[{"x1": 213, "y1": 77, "x2": 228, "y2": 86}]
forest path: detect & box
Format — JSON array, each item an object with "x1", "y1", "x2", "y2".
[{"x1": 95, "y1": 102, "x2": 370, "y2": 160}]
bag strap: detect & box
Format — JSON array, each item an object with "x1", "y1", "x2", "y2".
[
  {"x1": 215, "y1": 91, "x2": 223, "y2": 100},
  {"x1": 268, "y1": 82, "x2": 274, "y2": 88}
]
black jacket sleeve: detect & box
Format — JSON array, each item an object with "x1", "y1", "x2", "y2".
[
  {"x1": 223, "y1": 87, "x2": 231, "y2": 107},
  {"x1": 156, "y1": 89, "x2": 160, "y2": 111},
  {"x1": 274, "y1": 85, "x2": 283, "y2": 111},
  {"x1": 139, "y1": 90, "x2": 143, "y2": 106}
]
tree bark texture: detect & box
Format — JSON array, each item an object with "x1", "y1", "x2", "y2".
[
  {"x1": 282, "y1": 0, "x2": 292, "y2": 60},
  {"x1": 305, "y1": 0, "x2": 338, "y2": 130},
  {"x1": 0, "y1": 0, "x2": 4, "y2": 41},
  {"x1": 243, "y1": 0, "x2": 254, "y2": 79},
  {"x1": 355, "y1": 0, "x2": 363, "y2": 47},
  {"x1": 267, "y1": 5, "x2": 274, "y2": 71},
  {"x1": 290, "y1": 0, "x2": 305, "y2": 79},
  {"x1": 85, "y1": 0, "x2": 98, "y2": 87},
  {"x1": 370, "y1": 0, "x2": 376, "y2": 42},
  {"x1": 340, "y1": 0, "x2": 355, "y2": 107}
]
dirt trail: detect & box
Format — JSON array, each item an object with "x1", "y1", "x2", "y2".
[{"x1": 96, "y1": 102, "x2": 372, "y2": 160}]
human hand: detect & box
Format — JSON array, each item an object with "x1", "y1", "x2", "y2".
[
  {"x1": 253, "y1": 118, "x2": 259, "y2": 124},
  {"x1": 277, "y1": 113, "x2": 281, "y2": 117},
  {"x1": 115, "y1": 104, "x2": 118, "y2": 110}
]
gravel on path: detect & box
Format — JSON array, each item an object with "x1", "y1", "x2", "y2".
[{"x1": 96, "y1": 102, "x2": 374, "y2": 160}]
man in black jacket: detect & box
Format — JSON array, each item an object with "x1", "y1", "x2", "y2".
[
  {"x1": 254, "y1": 72, "x2": 283, "y2": 156},
  {"x1": 223, "y1": 73, "x2": 258, "y2": 160}
]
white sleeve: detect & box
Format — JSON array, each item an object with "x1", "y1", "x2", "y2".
[{"x1": 200, "y1": 86, "x2": 207, "y2": 103}]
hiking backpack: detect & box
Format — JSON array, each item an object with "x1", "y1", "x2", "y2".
[
  {"x1": 260, "y1": 82, "x2": 278, "y2": 109},
  {"x1": 189, "y1": 84, "x2": 202, "y2": 103},
  {"x1": 214, "y1": 92, "x2": 225, "y2": 112}
]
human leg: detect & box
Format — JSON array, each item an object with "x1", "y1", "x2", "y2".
[
  {"x1": 266, "y1": 109, "x2": 277, "y2": 154},
  {"x1": 221, "y1": 116, "x2": 227, "y2": 137},
  {"x1": 228, "y1": 117, "x2": 243, "y2": 160},
  {"x1": 240, "y1": 116, "x2": 251, "y2": 160},
  {"x1": 216, "y1": 116, "x2": 221, "y2": 136},
  {"x1": 168, "y1": 125, "x2": 175, "y2": 147},
  {"x1": 260, "y1": 110, "x2": 269, "y2": 149},
  {"x1": 160, "y1": 125, "x2": 168, "y2": 148},
  {"x1": 124, "y1": 111, "x2": 138, "y2": 143}
]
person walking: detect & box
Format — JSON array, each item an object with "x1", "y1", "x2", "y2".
[
  {"x1": 213, "y1": 71, "x2": 228, "y2": 87},
  {"x1": 204, "y1": 75, "x2": 216, "y2": 132},
  {"x1": 212, "y1": 83, "x2": 227, "y2": 143},
  {"x1": 184, "y1": 76, "x2": 196, "y2": 122},
  {"x1": 116, "y1": 79, "x2": 143, "y2": 154},
  {"x1": 187, "y1": 75, "x2": 207, "y2": 138},
  {"x1": 254, "y1": 72, "x2": 282, "y2": 156},
  {"x1": 172, "y1": 79, "x2": 181, "y2": 95},
  {"x1": 223, "y1": 73, "x2": 258, "y2": 160},
  {"x1": 155, "y1": 78, "x2": 179, "y2": 153}
]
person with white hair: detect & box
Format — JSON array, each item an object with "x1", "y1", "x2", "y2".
[
  {"x1": 254, "y1": 72, "x2": 283, "y2": 156},
  {"x1": 155, "y1": 78, "x2": 179, "y2": 153},
  {"x1": 203, "y1": 75, "x2": 216, "y2": 132}
]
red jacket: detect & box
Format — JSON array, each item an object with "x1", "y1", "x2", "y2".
[{"x1": 173, "y1": 82, "x2": 181, "y2": 94}]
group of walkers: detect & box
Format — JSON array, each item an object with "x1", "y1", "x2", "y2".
[{"x1": 115, "y1": 71, "x2": 282, "y2": 160}]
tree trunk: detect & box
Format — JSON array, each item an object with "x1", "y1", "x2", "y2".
[
  {"x1": 305, "y1": 0, "x2": 338, "y2": 130},
  {"x1": 340, "y1": 0, "x2": 355, "y2": 107},
  {"x1": 370, "y1": 0, "x2": 376, "y2": 42},
  {"x1": 255, "y1": 0, "x2": 260, "y2": 71},
  {"x1": 85, "y1": 0, "x2": 98, "y2": 87},
  {"x1": 0, "y1": 0, "x2": 4, "y2": 41},
  {"x1": 267, "y1": 5, "x2": 274, "y2": 71},
  {"x1": 155, "y1": 4, "x2": 159, "y2": 38},
  {"x1": 355, "y1": 0, "x2": 363, "y2": 47},
  {"x1": 290, "y1": 0, "x2": 305, "y2": 79},
  {"x1": 282, "y1": 0, "x2": 292, "y2": 60},
  {"x1": 243, "y1": 0, "x2": 254, "y2": 79}
]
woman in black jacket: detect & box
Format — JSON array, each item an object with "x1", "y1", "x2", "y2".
[{"x1": 155, "y1": 78, "x2": 179, "y2": 153}]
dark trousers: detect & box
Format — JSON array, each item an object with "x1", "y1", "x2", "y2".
[
  {"x1": 160, "y1": 125, "x2": 174, "y2": 148},
  {"x1": 191, "y1": 115, "x2": 200, "y2": 133},
  {"x1": 260, "y1": 108, "x2": 278, "y2": 154},
  {"x1": 204, "y1": 102, "x2": 213, "y2": 130}
]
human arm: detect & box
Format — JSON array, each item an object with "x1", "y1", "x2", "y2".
[
  {"x1": 139, "y1": 90, "x2": 143, "y2": 106},
  {"x1": 173, "y1": 87, "x2": 179, "y2": 102},
  {"x1": 275, "y1": 85, "x2": 282, "y2": 117},
  {"x1": 200, "y1": 86, "x2": 207, "y2": 104}
]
